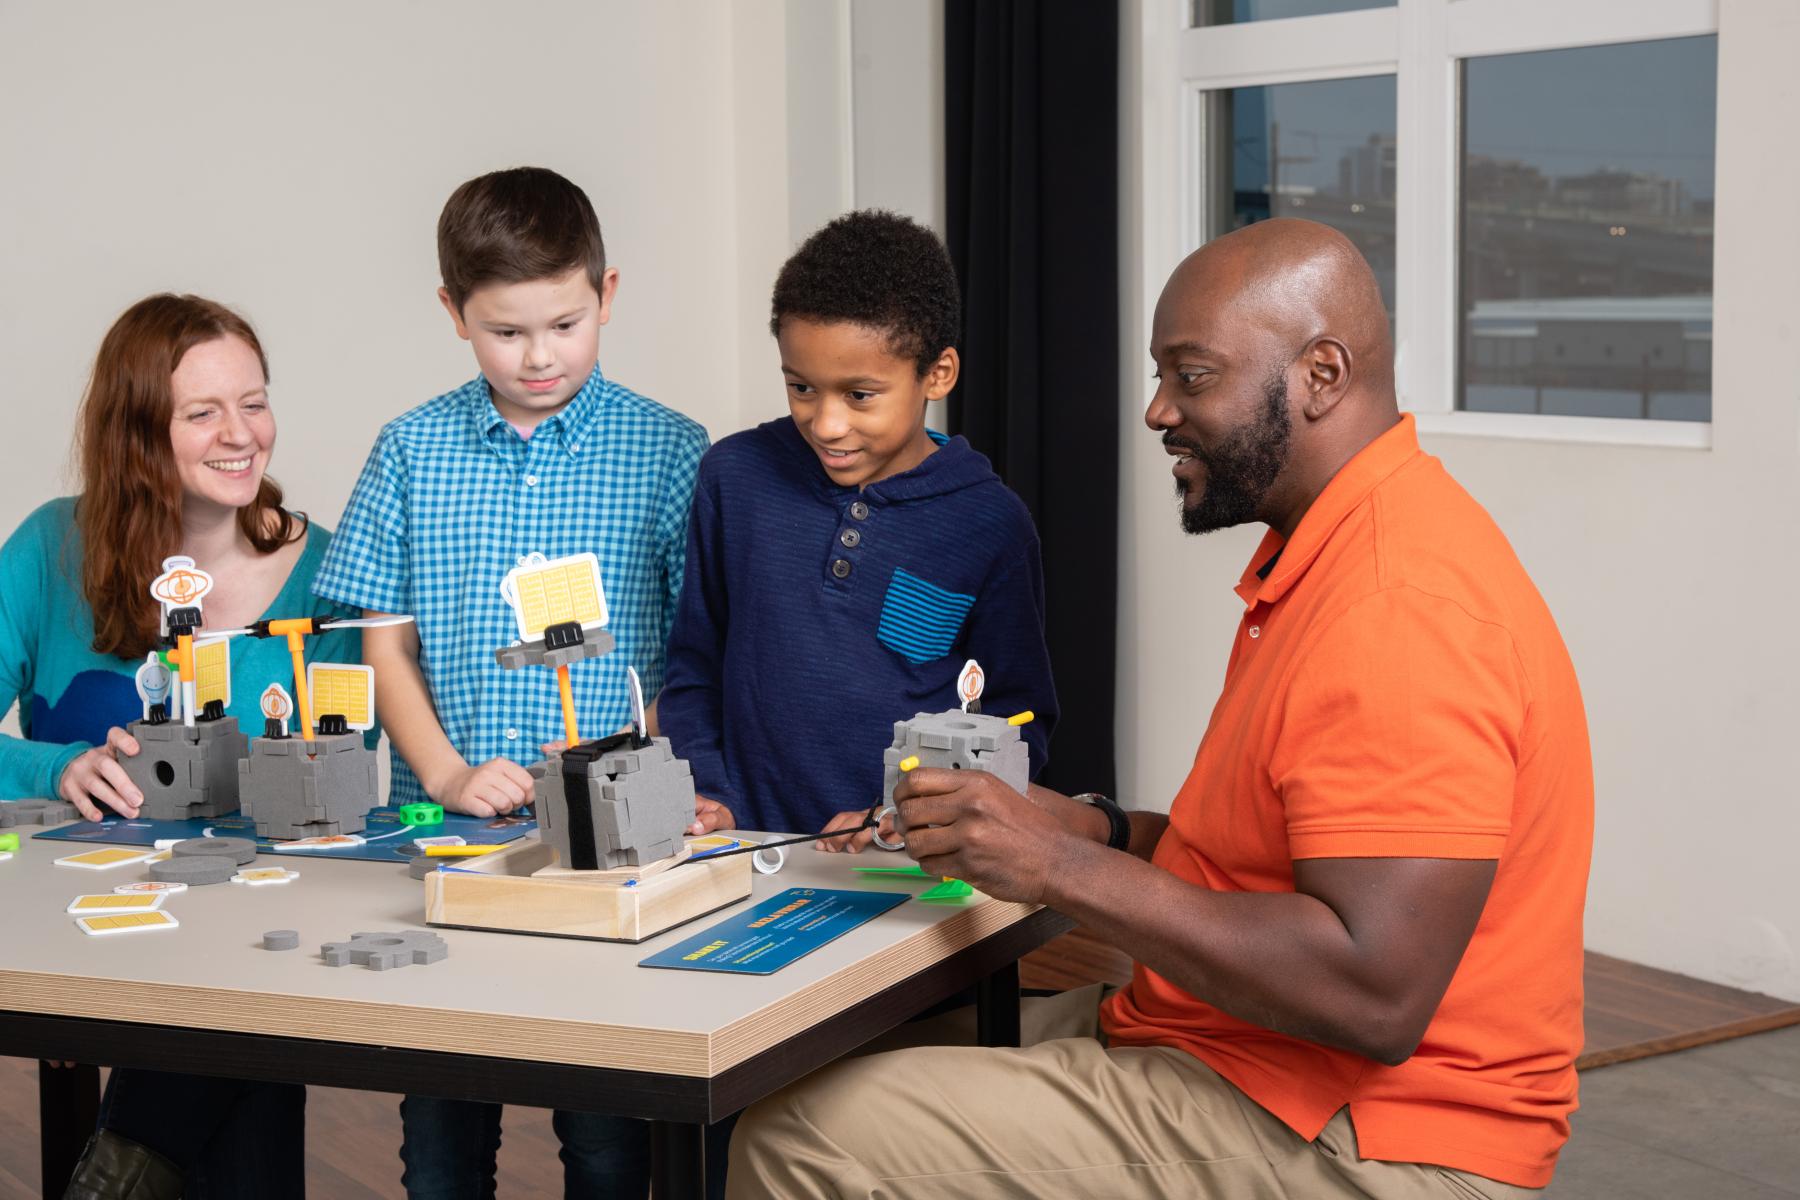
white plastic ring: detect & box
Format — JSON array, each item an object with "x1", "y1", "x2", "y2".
[
  {"x1": 752, "y1": 841, "x2": 787, "y2": 875},
  {"x1": 870, "y1": 806, "x2": 907, "y2": 852}
]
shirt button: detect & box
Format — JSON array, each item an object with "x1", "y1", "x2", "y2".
[
  {"x1": 849, "y1": 501, "x2": 870, "y2": 520},
  {"x1": 1247, "y1": 625, "x2": 1261, "y2": 639},
  {"x1": 524, "y1": 475, "x2": 538, "y2": 487},
  {"x1": 505, "y1": 728, "x2": 520, "y2": 740},
  {"x1": 831, "y1": 558, "x2": 852, "y2": 579},
  {"x1": 839, "y1": 528, "x2": 861, "y2": 548}
]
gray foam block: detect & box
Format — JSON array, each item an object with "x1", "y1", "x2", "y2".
[
  {"x1": 172, "y1": 837, "x2": 258, "y2": 865},
  {"x1": 0, "y1": 798, "x2": 80, "y2": 827},
  {"x1": 262, "y1": 930, "x2": 300, "y2": 951},
  {"x1": 150, "y1": 855, "x2": 238, "y2": 886}
]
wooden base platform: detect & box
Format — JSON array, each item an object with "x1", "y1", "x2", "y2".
[{"x1": 423, "y1": 838, "x2": 753, "y2": 943}]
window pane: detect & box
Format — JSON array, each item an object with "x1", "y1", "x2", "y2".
[
  {"x1": 1191, "y1": 0, "x2": 1391, "y2": 25},
  {"x1": 1460, "y1": 37, "x2": 1716, "y2": 422},
  {"x1": 1208, "y1": 75, "x2": 1397, "y2": 323}
]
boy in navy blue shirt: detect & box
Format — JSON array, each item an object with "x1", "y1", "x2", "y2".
[{"x1": 660, "y1": 210, "x2": 1057, "y2": 844}]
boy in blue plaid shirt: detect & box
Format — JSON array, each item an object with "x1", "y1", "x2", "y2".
[{"x1": 313, "y1": 167, "x2": 706, "y2": 1199}]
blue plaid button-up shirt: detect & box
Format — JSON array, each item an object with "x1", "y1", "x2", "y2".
[{"x1": 312, "y1": 364, "x2": 708, "y2": 807}]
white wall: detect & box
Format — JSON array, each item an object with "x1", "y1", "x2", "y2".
[
  {"x1": 1120, "y1": 0, "x2": 1800, "y2": 1001},
  {"x1": 0, "y1": 0, "x2": 939, "y2": 540}
]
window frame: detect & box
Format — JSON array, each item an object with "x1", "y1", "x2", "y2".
[{"x1": 1157, "y1": 0, "x2": 1720, "y2": 449}]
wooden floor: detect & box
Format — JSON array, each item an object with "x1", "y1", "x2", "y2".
[{"x1": 4, "y1": 931, "x2": 1796, "y2": 1198}]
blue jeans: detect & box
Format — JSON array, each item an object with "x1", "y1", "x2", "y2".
[
  {"x1": 398, "y1": 1095, "x2": 650, "y2": 1199},
  {"x1": 98, "y1": 1067, "x2": 306, "y2": 1199}
]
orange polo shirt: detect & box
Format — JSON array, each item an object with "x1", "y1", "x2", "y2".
[{"x1": 1100, "y1": 415, "x2": 1592, "y2": 1188}]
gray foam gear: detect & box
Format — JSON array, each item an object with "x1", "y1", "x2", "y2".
[
  {"x1": 881, "y1": 709, "x2": 1032, "y2": 837},
  {"x1": 239, "y1": 730, "x2": 379, "y2": 840},
  {"x1": 172, "y1": 836, "x2": 258, "y2": 865},
  {"x1": 321, "y1": 930, "x2": 448, "y2": 971},
  {"x1": 121, "y1": 717, "x2": 249, "y2": 821},
  {"x1": 262, "y1": 930, "x2": 300, "y2": 951},
  {"x1": 0, "y1": 798, "x2": 80, "y2": 827},
  {"x1": 533, "y1": 736, "x2": 694, "y2": 870},
  {"x1": 149, "y1": 855, "x2": 238, "y2": 886}
]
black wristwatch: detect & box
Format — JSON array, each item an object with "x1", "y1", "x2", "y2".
[{"x1": 1073, "y1": 793, "x2": 1132, "y2": 853}]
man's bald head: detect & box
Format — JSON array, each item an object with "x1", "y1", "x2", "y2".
[
  {"x1": 1146, "y1": 220, "x2": 1401, "y2": 540},
  {"x1": 1162, "y1": 219, "x2": 1392, "y2": 397}
]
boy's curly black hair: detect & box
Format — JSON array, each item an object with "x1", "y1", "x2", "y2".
[{"x1": 770, "y1": 210, "x2": 961, "y2": 376}]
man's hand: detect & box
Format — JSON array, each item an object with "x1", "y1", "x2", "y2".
[
  {"x1": 57, "y1": 728, "x2": 144, "y2": 821},
  {"x1": 689, "y1": 795, "x2": 736, "y2": 836},
  {"x1": 893, "y1": 768, "x2": 1085, "y2": 903},
  {"x1": 439, "y1": 758, "x2": 535, "y2": 818},
  {"x1": 812, "y1": 807, "x2": 892, "y2": 853}
]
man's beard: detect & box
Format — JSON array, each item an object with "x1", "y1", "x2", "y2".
[{"x1": 1171, "y1": 370, "x2": 1293, "y2": 535}]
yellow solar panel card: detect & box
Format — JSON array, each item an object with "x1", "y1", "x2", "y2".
[
  {"x1": 307, "y1": 663, "x2": 375, "y2": 731},
  {"x1": 75, "y1": 910, "x2": 180, "y2": 937},
  {"x1": 55, "y1": 847, "x2": 158, "y2": 870},
  {"x1": 66, "y1": 892, "x2": 166, "y2": 915},
  {"x1": 501, "y1": 552, "x2": 608, "y2": 640},
  {"x1": 193, "y1": 636, "x2": 232, "y2": 710}
]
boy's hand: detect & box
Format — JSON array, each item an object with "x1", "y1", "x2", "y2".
[
  {"x1": 813, "y1": 807, "x2": 893, "y2": 854},
  {"x1": 440, "y1": 758, "x2": 536, "y2": 818},
  {"x1": 540, "y1": 739, "x2": 568, "y2": 757},
  {"x1": 57, "y1": 728, "x2": 144, "y2": 821},
  {"x1": 689, "y1": 795, "x2": 735, "y2": 836}
]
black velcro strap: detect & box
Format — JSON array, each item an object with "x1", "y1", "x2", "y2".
[{"x1": 559, "y1": 740, "x2": 605, "y2": 871}]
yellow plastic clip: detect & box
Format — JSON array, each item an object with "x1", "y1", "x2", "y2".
[
  {"x1": 1006, "y1": 711, "x2": 1035, "y2": 726},
  {"x1": 899, "y1": 755, "x2": 920, "y2": 772}
]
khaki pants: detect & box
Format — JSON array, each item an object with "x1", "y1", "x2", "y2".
[{"x1": 727, "y1": 989, "x2": 1538, "y2": 1199}]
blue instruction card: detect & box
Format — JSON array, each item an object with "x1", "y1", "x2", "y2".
[{"x1": 639, "y1": 887, "x2": 909, "y2": 975}]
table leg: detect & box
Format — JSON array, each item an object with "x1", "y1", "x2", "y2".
[
  {"x1": 650, "y1": 1118, "x2": 706, "y2": 1200},
  {"x1": 38, "y1": 1060, "x2": 100, "y2": 1196},
  {"x1": 976, "y1": 959, "x2": 1022, "y2": 1048}
]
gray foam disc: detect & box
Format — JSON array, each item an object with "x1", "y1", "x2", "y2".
[
  {"x1": 150, "y1": 855, "x2": 238, "y2": 886},
  {"x1": 407, "y1": 855, "x2": 441, "y2": 880},
  {"x1": 262, "y1": 930, "x2": 300, "y2": 951},
  {"x1": 172, "y1": 837, "x2": 258, "y2": 865}
]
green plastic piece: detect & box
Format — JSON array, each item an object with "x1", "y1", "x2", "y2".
[
  {"x1": 398, "y1": 802, "x2": 444, "y2": 827},
  {"x1": 919, "y1": 879, "x2": 974, "y2": 902},
  {"x1": 853, "y1": 864, "x2": 932, "y2": 877},
  {"x1": 0, "y1": 832, "x2": 17, "y2": 852}
]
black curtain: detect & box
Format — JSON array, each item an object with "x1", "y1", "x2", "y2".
[{"x1": 945, "y1": 1, "x2": 1120, "y2": 798}]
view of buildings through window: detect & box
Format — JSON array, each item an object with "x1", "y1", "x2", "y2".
[
  {"x1": 1189, "y1": 14, "x2": 1716, "y2": 425},
  {"x1": 1191, "y1": 0, "x2": 1392, "y2": 25},
  {"x1": 1459, "y1": 36, "x2": 1717, "y2": 421},
  {"x1": 1213, "y1": 75, "x2": 1398, "y2": 324}
]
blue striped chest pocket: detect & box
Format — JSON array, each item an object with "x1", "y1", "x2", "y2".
[{"x1": 876, "y1": 568, "x2": 977, "y2": 664}]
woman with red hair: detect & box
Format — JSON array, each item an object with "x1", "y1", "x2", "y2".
[{"x1": 0, "y1": 294, "x2": 359, "y2": 1198}]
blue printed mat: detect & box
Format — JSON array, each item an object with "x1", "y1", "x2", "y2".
[
  {"x1": 639, "y1": 887, "x2": 909, "y2": 975},
  {"x1": 24, "y1": 804, "x2": 536, "y2": 864}
]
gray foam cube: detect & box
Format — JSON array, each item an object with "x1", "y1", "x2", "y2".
[
  {"x1": 881, "y1": 710, "x2": 1031, "y2": 836},
  {"x1": 239, "y1": 732, "x2": 379, "y2": 840},
  {"x1": 534, "y1": 736, "x2": 694, "y2": 869},
  {"x1": 121, "y1": 717, "x2": 248, "y2": 821}
]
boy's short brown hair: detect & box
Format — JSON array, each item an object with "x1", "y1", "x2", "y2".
[{"x1": 437, "y1": 167, "x2": 607, "y2": 312}]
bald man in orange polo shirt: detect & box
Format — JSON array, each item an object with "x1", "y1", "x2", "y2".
[{"x1": 727, "y1": 219, "x2": 1592, "y2": 1199}]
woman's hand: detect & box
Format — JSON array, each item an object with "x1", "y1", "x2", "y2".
[{"x1": 57, "y1": 727, "x2": 143, "y2": 821}]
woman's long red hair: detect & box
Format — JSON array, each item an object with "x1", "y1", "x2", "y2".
[{"x1": 74, "y1": 294, "x2": 300, "y2": 659}]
